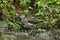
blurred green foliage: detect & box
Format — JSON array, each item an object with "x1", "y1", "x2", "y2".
[{"x1": 0, "y1": 0, "x2": 60, "y2": 31}]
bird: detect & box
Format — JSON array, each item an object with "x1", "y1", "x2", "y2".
[
  {"x1": 13, "y1": 0, "x2": 40, "y2": 26},
  {"x1": 20, "y1": 15, "x2": 40, "y2": 26}
]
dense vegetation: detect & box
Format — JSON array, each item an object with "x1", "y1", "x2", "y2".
[{"x1": 0, "y1": 0, "x2": 60, "y2": 31}]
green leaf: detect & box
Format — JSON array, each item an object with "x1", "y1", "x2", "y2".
[
  {"x1": 11, "y1": 10, "x2": 16, "y2": 18},
  {"x1": 15, "y1": 23, "x2": 21, "y2": 29}
]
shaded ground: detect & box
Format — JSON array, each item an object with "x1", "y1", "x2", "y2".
[{"x1": 0, "y1": 21, "x2": 60, "y2": 40}]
